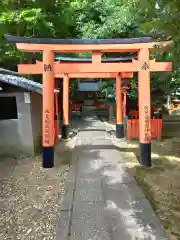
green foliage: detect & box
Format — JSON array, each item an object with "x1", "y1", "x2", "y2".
[
  {"x1": 74, "y1": 0, "x2": 143, "y2": 39},
  {"x1": 0, "y1": 0, "x2": 179, "y2": 96},
  {"x1": 72, "y1": 0, "x2": 175, "y2": 96},
  {"x1": 0, "y1": 0, "x2": 77, "y2": 68},
  {"x1": 137, "y1": 0, "x2": 180, "y2": 94}
]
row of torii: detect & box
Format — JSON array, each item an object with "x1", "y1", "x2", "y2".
[{"x1": 5, "y1": 35, "x2": 172, "y2": 168}]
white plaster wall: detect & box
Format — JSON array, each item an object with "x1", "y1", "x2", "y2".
[{"x1": 0, "y1": 92, "x2": 34, "y2": 156}]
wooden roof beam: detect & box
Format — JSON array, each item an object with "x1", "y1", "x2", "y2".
[{"x1": 13, "y1": 42, "x2": 172, "y2": 53}]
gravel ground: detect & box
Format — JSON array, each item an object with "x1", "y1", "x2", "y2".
[{"x1": 0, "y1": 151, "x2": 71, "y2": 240}]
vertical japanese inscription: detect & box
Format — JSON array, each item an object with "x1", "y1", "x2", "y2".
[
  {"x1": 141, "y1": 62, "x2": 149, "y2": 71},
  {"x1": 144, "y1": 105, "x2": 149, "y2": 142},
  {"x1": 44, "y1": 64, "x2": 52, "y2": 72},
  {"x1": 44, "y1": 109, "x2": 50, "y2": 144}
]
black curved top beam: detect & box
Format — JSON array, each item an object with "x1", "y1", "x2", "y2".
[
  {"x1": 55, "y1": 56, "x2": 136, "y2": 62},
  {"x1": 4, "y1": 35, "x2": 153, "y2": 45}
]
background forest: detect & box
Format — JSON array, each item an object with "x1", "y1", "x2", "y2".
[{"x1": 0, "y1": 0, "x2": 179, "y2": 98}]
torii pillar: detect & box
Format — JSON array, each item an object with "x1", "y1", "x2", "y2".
[
  {"x1": 62, "y1": 74, "x2": 70, "y2": 139},
  {"x1": 42, "y1": 50, "x2": 54, "y2": 168},
  {"x1": 54, "y1": 83, "x2": 59, "y2": 145},
  {"x1": 138, "y1": 48, "x2": 151, "y2": 167},
  {"x1": 123, "y1": 79, "x2": 129, "y2": 118},
  {"x1": 116, "y1": 73, "x2": 124, "y2": 138}
]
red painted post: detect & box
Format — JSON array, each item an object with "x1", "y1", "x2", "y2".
[{"x1": 42, "y1": 50, "x2": 54, "y2": 168}]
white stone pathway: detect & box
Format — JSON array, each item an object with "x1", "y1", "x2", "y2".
[{"x1": 55, "y1": 117, "x2": 168, "y2": 240}]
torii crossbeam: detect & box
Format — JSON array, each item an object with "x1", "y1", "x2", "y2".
[
  {"x1": 18, "y1": 60, "x2": 133, "y2": 78},
  {"x1": 5, "y1": 35, "x2": 172, "y2": 169},
  {"x1": 18, "y1": 59, "x2": 171, "y2": 73}
]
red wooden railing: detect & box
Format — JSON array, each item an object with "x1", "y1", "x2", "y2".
[
  {"x1": 71, "y1": 103, "x2": 82, "y2": 111},
  {"x1": 93, "y1": 103, "x2": 108, "y2": 110},
  {"x1": 127, "y1": 118, "x2": 162, "y2": 140},
  {"x1": 129, "y1": 110, "x2": 139, "y2": 119}
]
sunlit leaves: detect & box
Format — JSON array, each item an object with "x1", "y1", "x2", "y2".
[{"x1": 0, "y1": 0, "x2": 77, "y2": 67}]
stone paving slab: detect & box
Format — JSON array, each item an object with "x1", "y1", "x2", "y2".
[
  {"x1": 102, "y1": 164, "x2": 135, "y2": 184},
  {"x1": 89, "y1": 139, "x2": 114, "y2": 146},
  {"x1": 103, "y1": 181, "x2": 145, "y2": 202},
  {"x1": 70, "y1": 222, "x2": 111, "y2": 240},
  {"x1": 99, "y1": 148, "x2": 126, "y2": 163},
  {"x1": 75, "y1": 178, "x2": 102, "y2": 190},
  {"x1": 76, "y1": 159, "x2": 105, "y2": 181},
  {"x1": 77, "y1": 160, "x2": 104, "y2": 175},
  {"x1": 75, "y1": 178, "x2": 101, "y2": 189},
  {"x1": 72, "y1": 202, "x2": 104, "y2": 223},
  {"x1": 104, "y1": 198, "x2": 168, "y2": 240},
  {"x1": 77, "y1": 157, "x2": 104, "y2": 168},
  {"x1": 74, "y1": 179, "x2": 104, "y2": 202}
]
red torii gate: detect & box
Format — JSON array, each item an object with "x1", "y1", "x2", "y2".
[
  {"x1": 5, "y1": 35, "x2": 172, "y2": 169},
  {"x1": 53, "y1": 56, "x2": 134, "y2": 139},
  {"x1": 21, "y1": 58, "x2": 133, "y2": 139},
  {"x1": 21, "y1": 60, "x2": 133, "y2": 139}
]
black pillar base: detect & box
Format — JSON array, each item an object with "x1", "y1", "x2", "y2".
[
  {"x1": 116, "y1": 124, "x2": 124, "y2": 138},
  {"x1": 140, "y1": 143, "x2": 151, "y2": 167},
  {"x1": 42, "y1": 146, "x2": 54, "y2": 168},
  {"x1": 62, "y1": 124, "x2": 69, "y2": 139}
]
